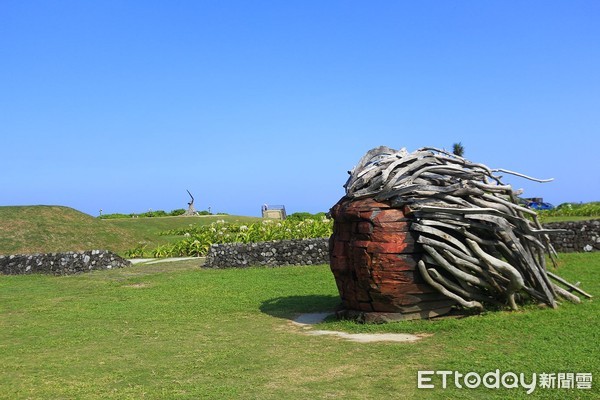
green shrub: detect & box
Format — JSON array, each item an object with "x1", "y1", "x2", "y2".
[
  {"x1": 538, "y1": 202, "x2": 600, "y2": 218},
  {"x1": 286, "y1": 212, "x2": 328, "y2": 221},
  {"x1": 139, "y1": 210, "x2": 168, "y2": 218},
  {"x1": 124, "y1": 243, "x2": 148, "y2": 258}
]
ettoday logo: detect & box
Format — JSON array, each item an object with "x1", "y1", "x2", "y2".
[{"x1": 417, "y1": 370, "x2": 592, "y2": 394}]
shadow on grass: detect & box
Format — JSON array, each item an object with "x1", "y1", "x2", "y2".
[{"x1": 260, "y1": 295, "x2": 341, "y2": 320}]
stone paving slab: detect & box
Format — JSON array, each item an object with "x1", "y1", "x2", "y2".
[
  {"x1": 128, "y1": 257, "x2": 203, "y2": 265},
  {"x1": 291, "y1": 312, "x2": 427, "y2": 343}
]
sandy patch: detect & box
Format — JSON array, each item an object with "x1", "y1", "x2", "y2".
[
  {"x1": 292, "y1": 313, "x2": 429, "y2": 343},
  {"x1": 128, "y1": 257, "x2": 201, "y2": 265},
  {"x1": 122, "y1": 283, "x2": 149, "y2": 288}
]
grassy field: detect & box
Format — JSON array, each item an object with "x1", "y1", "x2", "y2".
[
  {"x1": 0, "y1": 206, "x2": 260, "y2": 255},
  {"x1": 0, "y1": 253, "x2": 597, "y2": 399},
  {"x1": 2, "y1": 205, "x2": 598, "y2": 257}
]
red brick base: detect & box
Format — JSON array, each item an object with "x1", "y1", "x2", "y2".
[{"x1": 329, "y1": 197, "x2": 455, "y2": 321}]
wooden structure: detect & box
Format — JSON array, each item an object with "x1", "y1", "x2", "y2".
[
  {"x1": 328, "y1": 146, "x2": 589, "y2": 322},
  {"x1": 329, "y1": 197, "x2": 455, "y2": 322}
]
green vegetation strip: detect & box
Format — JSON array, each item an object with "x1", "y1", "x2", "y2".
[
  {"x1": 0, "y1": 254, "x2": 598, "y2": 399},
  {"x1": 125, "y1": 217, "x2": 333, "y2": 258},
  {"x1": 538, "y1": 202, "x2": 600, "y2": 222},
  {"x1": 4, "y1": 204, "x2": 599, "y2": 258}
]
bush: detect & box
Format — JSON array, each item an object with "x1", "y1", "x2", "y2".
[
  {"x1": 537, "y1": 202, "x2": 600, "y2": 218},
  {"x1": 286, "y1": 212, "x2": 328, "y2": 222},
  {"x1": 124, "y1": 243, "x2": 148, "y2": 258},
  {"x1": 140, "y1": 210, "x2": 168, "y2": 218}
]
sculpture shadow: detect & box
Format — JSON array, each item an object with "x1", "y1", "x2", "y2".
[{"x1": 260, "y1": 295, "x2": 341, "y2": 321}]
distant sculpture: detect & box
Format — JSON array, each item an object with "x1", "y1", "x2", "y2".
[{"x1": 184, "y1": 190, "x2": 199, "y2": 216}]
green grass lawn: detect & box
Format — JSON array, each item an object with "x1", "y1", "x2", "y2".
[
  {"x1": 541, "y1": 216, "x2": 600, "y2": 223},
  {"x1": 0, "y1": 253, "x2": 598, "y2": 399}
]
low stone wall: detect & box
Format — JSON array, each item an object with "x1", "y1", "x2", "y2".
[
  {"x1": 545, "y1": 220, "x2": 600, "y2": 253},
  {"x1": 204, "y1": 238, "x2": 329, "y2": 268},
  {"x1": 0, "y1": 250, "x2": 131, "y2": 275},
  {"x1": 204, "y1": 220, "x2": 598, "y2": 268}
]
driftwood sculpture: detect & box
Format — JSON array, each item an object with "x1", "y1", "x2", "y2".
[
  {"x1": 183, "y1": 190, "x2": 199, "y2": 216},
  {"x1": 330, "y1": 146, "x2": 590, "y2": 319}
]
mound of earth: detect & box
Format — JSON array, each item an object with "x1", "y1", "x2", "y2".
[{"x1": 0, "y1": 205, "x2": 137, "y2": 255}]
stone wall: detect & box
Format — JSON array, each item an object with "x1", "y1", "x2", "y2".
[
  {"x1": 0, "y1": 250, "x2": 131, "y2": 275},
  {"x1": 545, "y1": 220, "x2": 600, "y2": 253},
  {"x1": 204, "y1": 238, "x2": 329, "y2": 268},
  {"x1": 204, "y1": 220, "x2": 598, "y2": 269}
]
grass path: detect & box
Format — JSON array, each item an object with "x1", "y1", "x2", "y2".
[{"x1": 0, "y1": 255, "x2": 598, "y2": 399}]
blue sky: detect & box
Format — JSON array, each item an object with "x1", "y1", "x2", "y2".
[{"x1": 1, "y1": 1, "x2": 599, "y2": 217}]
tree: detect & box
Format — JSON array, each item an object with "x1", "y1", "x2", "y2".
[{"x1": 452, "y1": 142, "x2": 465, "y2": 157}]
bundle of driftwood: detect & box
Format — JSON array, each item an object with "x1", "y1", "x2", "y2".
[{"x1": 344, "y1": 146, "x2": 591, "y2": 311}]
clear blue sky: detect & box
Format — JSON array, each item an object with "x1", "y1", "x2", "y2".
[{"x1": 1, "y1": 1, "x2": 599, "y2": 217}]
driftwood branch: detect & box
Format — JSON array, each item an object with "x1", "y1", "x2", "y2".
[
  {"x1": 491, "y1": 168, "x2": 554, "y2": 183},
  {"x1": 546, "y1": 271, "x2": 593, "y2": 299},
  {"x1": 418, "y1": 261, "x2": 484, "y2": 310}
]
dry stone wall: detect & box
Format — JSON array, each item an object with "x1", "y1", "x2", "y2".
[
  {"x1": 544, "y1": 220, "x2": 600, "y2": 253},
  {"x1": 0, "y1": 250, "x2": 131, "y2": 275},
  {"x1": 204, "y1": 220, "x2": 598, "y2": 269},
  {"x1": 204, "y1": 238, "x2": 329, "y2": 268}
]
